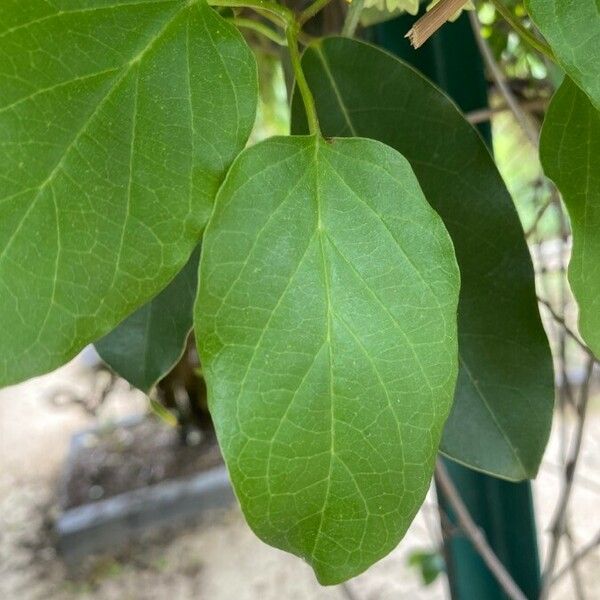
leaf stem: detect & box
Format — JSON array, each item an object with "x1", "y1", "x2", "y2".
[
  {"x1": 229, "y1": 17, "x2": 287, "y2": 45},
  {"x1": 208, "y1": 0, "x2": 292, "y2": 26},
  {"x1": 342, "y1": 0, "x2": 364, "y2": 38},
  {"x1": 487, "y1": 0, "x2": 554, "y2": 61},
  {"x1": 209, "y1": 0, "x2": 319, "y2": 133},
  {"x1": 286, "y1": 23, "x2": 320, "y2": 135},
  {"x1": 299, "y1": 0, "x2": 334, "y2": 25}
]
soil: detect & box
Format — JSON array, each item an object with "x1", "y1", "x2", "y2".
[{"x1": 61, "y1": 418, "x2": 222, "y2": 509}]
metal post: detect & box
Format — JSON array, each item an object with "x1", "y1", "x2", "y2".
[{"x1": 370, "y1": 13, "x2": 542, "y2": 600}]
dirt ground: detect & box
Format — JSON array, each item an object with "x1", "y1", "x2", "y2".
[{"x1": 1, "y1": 352, "x2": 598, "y2": 600}]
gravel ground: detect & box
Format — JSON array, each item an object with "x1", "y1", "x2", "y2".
[{"x1": 1, "y1": 354, "x2": 598, "y2": 600}]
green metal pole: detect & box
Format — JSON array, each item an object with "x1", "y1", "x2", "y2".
[{"x1": 370, "y1": 13, "x2": 542, "y2": 600}]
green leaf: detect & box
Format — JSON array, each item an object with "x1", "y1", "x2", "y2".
[
  {"x1": 0, "y1": 0, "x2": 257, "y2": 387},
  {"x1": 292, "y1": 37, "x2": 554, "y2": 480},
  {"x1": 195, "y1": 135, "x2": 460, "y2": 584},
  {"x1": 525, "y1": 0, "x2": 600, "y2": 109},
  {"x1": 407, "y1": 549, "x2": 445, "y2": 586},
  {"x1": 540, "y1": 78, "x2": 600, "y2": 356},
  {"x1": 95, "y1": 247, "x2": 199, "y2": 392}
]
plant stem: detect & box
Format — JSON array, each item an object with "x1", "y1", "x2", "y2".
[
  {"x1": 551, "y1": 528, "x2": 600, "y2": 586},
  {"x1": 537, "y1": 296, "x2": 597, "y2": 360},
  {"x1": 299, "y1": 0, "x2": 334, "y2": 25},
  {"x1": 435, "y1": 461, "x2": 528, "y2": 600},
  {"x1": 230, "y1": 17, "x2": 287, "y2": 45},
  {"x1": 539, "y1": 356, "x2": 595, "y2": 600},
  {"x1": 469, "y1": 11, "x2": 540, "y2": 148},
  {"x1": 342, "y1": 0, "x2": 364, "y2": 38},
  {"x1": 286, "y1": 23, "x2": 320, "y2": 135},
  {"x1": 487, "y1": 0, "x2": 555, "y2": 61},
  {"x1": 208, "y1": 0, "x2": 292, "y2": 26}
]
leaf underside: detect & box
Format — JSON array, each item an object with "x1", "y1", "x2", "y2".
[
  {"x1": 95, "y1": 247, "x2": 200, "y2": 392},
  {"x1": 195, "y1": 134, "x2": 460, "y2": 584},
  {"x1": 0, "y1": 0, "x2": 257, "y2": 386},
  {"x1": 541, "y1": 78, "x2": 600, "y2": 357},
  {"x1": 526, "y1": 0, "x2": 600, "y2": 110},
  {"x1": 292, "y1": 37, "x2": 554, "y2": 480}
]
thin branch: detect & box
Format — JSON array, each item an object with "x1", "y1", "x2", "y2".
[
  {"x1": 435, "y1": 461, "x2": 528, "y2": 600},
  {"x1": 406, "y1": 0, "x2": 471, "y2": 48},
  {"x1": 554, "y1": 207, "x2": 587, "y2": 600},
  {"x1": 488, "y1": 0, "x2": 554, "y2": 60},
  {"x1": 466, "y1": 98, "x2": 548, "y2": 125},
  {"x1": 524, "y1": 193, "x2": 556, "y2": 238},
  {"x1": 537, "y1": 296, "x2": 596, "y2": 360},
  {"x1": 539, "y1": 356, "x2": 595, "y2": 600},
  {"x1": 551, "y1": 528, "x2": 600, "y2": 586},
  {"x1": 469, "y1": 11, "x2": 539, "y2": 148},
  {"x1": 564, "y1": 526, "x2": 587, "y2": 600}
]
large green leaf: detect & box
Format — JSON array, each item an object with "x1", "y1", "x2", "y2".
[
  {"x1": 195, "y1": 135, "x2": 460, "y2": 583},
  {"x1": 95, "y1": 247, "x2": 199, "y2": 392},
  {"x1": 0, "y1": 0, "x2": 257, "y2": 387},
  {"x1": 540, "y1": 78, "x2": 600, "y2": 356},
  {"x1": 525, "y1": 0, "x2": 600, "y2": 109},
  {"x1": 292, "y1": 37, "x2": 554, "y2": 480}
]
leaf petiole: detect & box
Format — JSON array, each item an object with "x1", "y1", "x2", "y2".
[
  {"x1": 487, "y1": 0, "x2": 554, "y2": 61},
  {"x1": 229, "y1": 17, "x2": 287, "y2": 45},
  {"x1": 286, "y1": 23, "x2": 321, "y2": 135},
  {"x1": 299, "y1": 0, "x2": 335, "y2": 25},
  {"x1": 207, "y1": 0, "x2": 292, "y2": 26}
]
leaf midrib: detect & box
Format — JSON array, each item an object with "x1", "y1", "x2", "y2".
[
  {"x1": 458, "y1": 354, "x2": 528, "y2": 477},
  {"x1": 311, "y1": 44, "x2": 532, "y2": 478}
]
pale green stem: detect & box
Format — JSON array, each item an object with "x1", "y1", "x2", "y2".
[
  {"x1": 208, "y1": 0, "x2": 292, "y2": 26},
  {"x1": 342, "y1": 0, "x2": 364, "y2": 38},
  {"x1": 487, "y1": 0, "x2": 555, "y2": 61},
  {"x1": 286, "y1": 24, "x2": 320, "y2": 135},
  {"x1": 299, "y1": 0, "x2": 334, "y2": 25},
  {"x1": 230, "y1": 17, "x2": 287, "y2": 45}
]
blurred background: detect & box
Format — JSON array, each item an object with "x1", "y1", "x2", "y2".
[{"x1": 1, "y1": 2, "x2": 599, "y2": 599}]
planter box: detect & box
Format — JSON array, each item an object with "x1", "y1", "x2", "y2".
[{"x1": 55, "y1": 418, "x2": 234, "y2": 561}]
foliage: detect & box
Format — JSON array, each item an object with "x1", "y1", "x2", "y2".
[
  {"x1": 1, "y1": 0, "x2": 599, "y2": 585},
  {"x1": 408, "y1": 549, "x2": 446, "y2": 585},
  {"x1": 292, "y1": 36, "x2": 554, "y2": 480},
  {"x1": 197, "y1": 134, "x2": 459, "y2": 583},
  {"x1": 540, "y1": 78, "x2": 600, "y2": 358}
]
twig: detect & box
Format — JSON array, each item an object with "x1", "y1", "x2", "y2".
[
  {"x1": 466, "y1": 99, "x2": 548, "y2": 125},
  {"x1": 564, "y1": 526, "x2": 587, "y2": 600},
  {"x1": 488, "y1": 0, "x2": 554, "y2": 60},
  {"x1": 469, "y1": 11, "x2": 539, "y2": 148},
  {"x1": 524, "y1": 193, "x2": 556, "y2": 238},
  {"x1": 551, "y1": 528, "x2": 600, "y2": 586},
  {"x1": 537, "y1": 296, "x2": 596, "y2": 360},
  {"x1": 406, "y1": 0, "x2": 471, "y2": 48},
  {"x1": 539, "y1": 356, "x2": 595, "y2": 600},
  {"x1": 435, "y1": 461, "x2": 528, "y2": 600},
  {"x1": 555, "y1": 211, "x2": 587, "y2": 599}
]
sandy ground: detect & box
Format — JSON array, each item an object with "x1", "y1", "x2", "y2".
[{"x1": 1, "y1": 354, "x2": 598, "y2": 600}]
